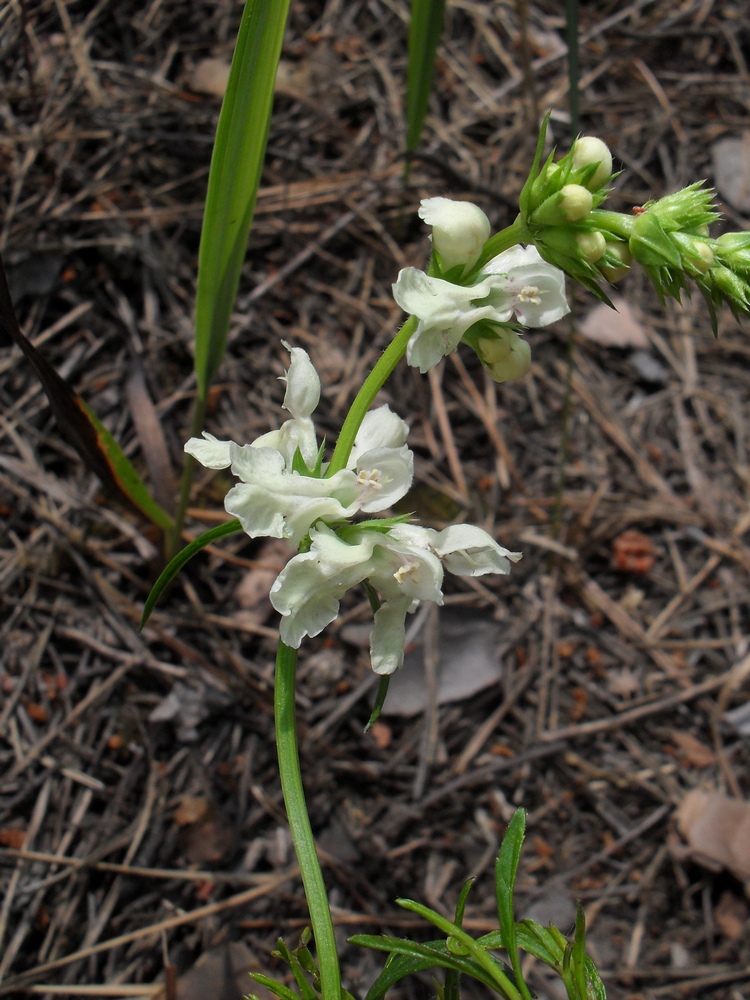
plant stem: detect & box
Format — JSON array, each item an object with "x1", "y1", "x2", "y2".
[
  {"x1": 275, "y1": 640, "x2": 341, "y2": 999},
  {"x1": 167, "y1": 392, "x2": 208, "y2": 560},
  {"x1": 326, "y1": 315, "x2": 417, "y2": 476}
]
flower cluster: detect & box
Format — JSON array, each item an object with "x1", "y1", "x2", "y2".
[
  {"x1": 393, "y1": 198, "x2": 570, "y2": 380},
  {"x1": 186, "y1": 344, "x2": 519, "y2": 674}
]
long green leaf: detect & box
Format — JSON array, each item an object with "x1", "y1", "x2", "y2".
[
  {"x1": 349, "y1": 936, "x2": 508, "y2": 999},
  {"x1": 194, "y1": 0, "x2": 291, "y2": 399},
  {"x1": 405, "y1": 0, "x2": 446, "y2": 157},
  {"x1": 140, "y1": 519, "x2": 243, "y2": 628},
  {"x1": 0, "y1": 255, "x2": 173, "y2": 533}
]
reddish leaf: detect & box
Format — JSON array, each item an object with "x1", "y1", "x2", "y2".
[{"x1": 0, "y1": 255, "x2": 172, "y2": 531}]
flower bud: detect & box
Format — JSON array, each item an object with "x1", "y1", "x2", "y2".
[
  {"x1": 576, "y1": 231, "x2": 607, "y2": 264},
  {"x1": 597, "y1": 241, "x2": 632, "y2": 282},
  {"x1": 418, "y1": 197, "x2": 491, "y2": 273},
  {"x1": 531, "y1": 184, "x2": 593, "y2": 226},
  {"x1": 475, "y1": 330, "x2": 531, "y2": 382},
  {"x1": 572, "y1": 136, "x2": 613, "y2": 188}
]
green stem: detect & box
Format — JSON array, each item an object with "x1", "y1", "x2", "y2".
[
  {"x1": 326, "y1": 215, "x2": 530, "y2": 478},
  {"x1": 475, "y1": 215, "x2": 531, "y2": 272},
  {"x1": 275, "y1": 640, "x2": 341, "y2": 999},
  {"x1": 167, "y1": 391, "x2": 208, "y2": 560},
  {"x1": 326, "y1": 315, "x2": 418, "y2": 476}
]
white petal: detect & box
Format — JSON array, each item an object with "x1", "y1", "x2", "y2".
[
  {"x1": 419, "y1": 197, "x2": 490, "y2": 272},
  {"x1": 394, "y1": 268, "x2": 513, "y2": 374},
  {"x1": 349, "y1": 406, "x2": 408, "y2": 462},
  {"x1": 280, "y1": 344, "x2": 320, "y2": 420},
  {"x1": 371, "y1": 525, "x2": 445, "y2": 603},
  {"x1": 431, "y1": 524, "x2": 522, "y2": 577},
  {"x1": 369, "y1": 595, "x2": 414, "y2": 674},
  {"x1": 482, "y1": 245, "x2": 569, "y2": 327},
  {"x1": 184, "y1": 432, "x2": 233, "y2": 469},
  {"x1": 354, "y1": 444, "x2": 414, "y2": 512},
  {"x1": 224, "y1": 448, "x2": 355, "y2": 542},
  {"x1": 270, "y1": 525, "x2": 378, "y2": 646}
]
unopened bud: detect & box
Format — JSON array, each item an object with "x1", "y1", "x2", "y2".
[
  {"x1": 532, "y1": 184, "x2": 593, "y2": 226},
  {"x1": 576, "y1": 231, "x2": 607, "y2": 264},
  {"x1": 598, "y1": 241, "x2": 632, "y2": 282},
  {"x1": 418, "y1": 197, "x2": 491, "y2": 273},
  {"x1": 572, "y1": 136, "x2": 613, "y2": 188},
  {"x1": 476, "y1": 331, "x2": 531, "y2": 383}
]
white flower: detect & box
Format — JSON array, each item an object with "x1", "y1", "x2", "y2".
[
  {"x1": 185, "y1": 345, "x2": 414, "y2": 544},
  {"x1": 480, "y1": 246, "x2": 570, "y2": 327},
  {"x1": 393, "y1": 245, "x2": 569, "y2": 373},
  {"x1": 270, "y1": 521, "x2": 521, "y2": 674},
  {"x1": 419, "y1": 197, "x2": 491, "y2": 273}
]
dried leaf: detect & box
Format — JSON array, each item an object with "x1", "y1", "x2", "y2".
[
  {"x1": 612, "y1": 531, "x2": 656, "y2": 575},
  {"x1": 189, "y1": 57, "x2": 232, "y2": 97},
  {"x1": 578, "y1": 297, "x2": 649, "y2": 348},
  {"x1": 668, "y1": 731, "x2": 715, "y2": 769},
  {"x1": 676, "y1": 790, "x2": 750, "y2": 882},
  {"x1": 714, "y1": 890, "x2": 748, "y2": 940},
  {"x1": 711, "y1": 133, "x2": 750, "y2": 213},
  {"x1": 382, "y1": 608, "x2": 504, "y2": 717}
]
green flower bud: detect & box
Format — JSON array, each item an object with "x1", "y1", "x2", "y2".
[
  {"x1": 641, "y1": 181, "x2": 720, "y2": 233},
  {"x1": 572, "y1": 136, "x2": 613, "y2": 188},
  {"x1": 716, "y1": 231, "x2": 750, "y2": 277},
  {"x1": 475, "y1": 330, "x2": 532, "y2": 382},
  {"x1": 576, "y1": 231, "x2": 607, "y2": 264},
  {"x1": 671, "y1": 233, "x2": 714, "y2": 274},
  {"x1": 531, "y1": 184, "x2": 593, "y2": 226},
  {"x1": 597, "y1": 241, "x2": 632, "y2": 282},
  {"x1": 706, "y1": 265, "x2": 750, "y2": 312}
]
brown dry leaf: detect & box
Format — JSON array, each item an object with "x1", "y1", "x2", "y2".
[
  {"x1": 676, "y1": 790, "x2": 750, "y2": 882},
  {"x1": 173, "y1": 795, "x2": 210, "y2": 827},
  {"x1": 711, "y1": 133, "x2": 750, "y2": 212},
  {"x1": 234, "y1": 539, "x2": 290, "y2": 626},
  {"x1": 0, "y1": 827, "x2": 26, "y2": 849},
  {"x1": 578, "y1": 297, "x2": 649, "y2": 348},
  {"x1": 669, "y1": 731, "x2": 716, "y2": 769},
  {"x1": 188, "y1": 57, "x2": 231, "y2": 97},
  {"x1": 714, "y1": 890, "x2": 748, "y2": 940},
  {"x1": 153, "y1": 942, "x2": 258, "y2": 1000}
]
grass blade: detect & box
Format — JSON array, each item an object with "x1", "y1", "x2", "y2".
[
  {"x1": 405, "y1": 0, "x2": 446, "y2": 159},
  {"x1": 194, "y1": 0, "x2": 291, "y2": 400},
  {"x1": 140, "y1": 519, "x2": 243, "y2": 627}
]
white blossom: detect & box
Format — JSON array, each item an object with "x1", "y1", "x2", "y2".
[
  {"x1": 418, "y1": 197, "x2": 491, "y2": 273},
  {"x1": 185, "y1": 345, "x2": 413, "y2": 544},
  {"x1": 393, "y1": 243, "x2": 569, "y2": 373},
  {"x1": 270, "y1": 521, "x2": 521, "y2": 674}
]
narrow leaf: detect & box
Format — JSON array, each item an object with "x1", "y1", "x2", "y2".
[
  {"x1": 405, "y1": 0, "x2": 446, "y2": 157},
  {"x1": 140, "y1": 519, "x2": 243, "y2": 628},
  {"x1": 0, "y1": 255, "x2": 173, "y2": 532},
  {"x1": 194, "y1": 0, "x2": 291, "y2": 400}
]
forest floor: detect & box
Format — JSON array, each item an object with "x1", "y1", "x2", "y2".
[{"x1": 1, "y1": 1, "x2": 750, "y2": 998}]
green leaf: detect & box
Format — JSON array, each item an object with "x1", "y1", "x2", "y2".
[
  {"x1": 0, "y1": 255, "x2": 173, "y2": 533},
  {"x1": 405, "y1": 0, "x2": 446, "y2": 157},
  {"x1": 514, "y1": 920, "x2": 564, "y2": 968},
  {"x1": 364, "y1": 674, "x2": 390, "y2": 733},
  {"x1": 349, "y1": 935, "x2": 512, "y2": 1000},
  {"x1": 194, "y1": 0, "x2": 291, "y2": 400},
  {"x1": 140, "y1": 519, "x2": 243, "y2": 628},
  {"x1": 395, "y1": 900, "x2": 523, "y2": 999},
  {"x1": 495, "y1": 809, "x2": 531, "y2": 999},
  {"x1": 79, "y1": 400, "x2": 174, "y2": 532},
  {"x1": 249, "y1": 973, "x2": 302, "y2": 1000}
]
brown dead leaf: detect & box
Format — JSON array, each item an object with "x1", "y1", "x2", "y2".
[
  {"x1": 578, "y1": 297, "x2": 650, "y2": 348},
  {"x1": 0, "y1": 827, "x2": 26, "y2": 849},
  {"x1": 676, "y1": 790, "x2": 750, "y2": 882},
  {"x1": 714, "y1": 890, "x2": 748, "y2": 940},
  {"x1": 174, "y1": 796, "x2": 233, "y2": 866},
  {"x1": 668, "y1": 730, "x2": 716, "y2": 769},
  {"x1": 173, "y1": 795, "x2": 210, "y2": 827},
  {"x1": 612, "y1": 531, "x2": 656, "y2": 575},
  {"x1": 153, "y1": 942, "x2": 258, "y2": 1000},
  {"x1": 189, "y1": 57, "x2": 231, "y2": 97}
]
